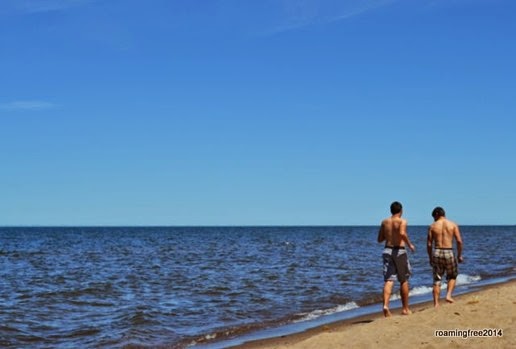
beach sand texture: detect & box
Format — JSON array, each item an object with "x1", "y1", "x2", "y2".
[{"x1": 236, "y1": 281, "x2": 515, "y2": 349}]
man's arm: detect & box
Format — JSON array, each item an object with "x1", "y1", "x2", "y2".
[
  {"x1": 454, "y1": 224, "x2": 463, "y2": 263},
  {"x1": 400, "y1": 220, "x2": 415, "y2": 251},
  {"x1": 377, "y1": 223, "x2": 385, "y2": 243},
  {"x1": 427, "y1": 227, "x2": 433, "y2": 265}
]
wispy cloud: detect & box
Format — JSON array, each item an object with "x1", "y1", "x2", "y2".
[
  {"x1": 328, "y1": 0, "x2": 399, "y2": 23},
  {"x1": 242, "y1": 0, "x2": 401, "y2": 36},
  {"x1": 0, "y1": 0, "x2": 95, "y2": 15},
  {"x1": 0, "y1": 0, "x2": 133, "y2": 51},
  {"x1": 0, "y1": 100, "x2": 58, "y2": 111}
]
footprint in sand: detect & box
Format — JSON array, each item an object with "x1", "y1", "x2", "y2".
[{"x1": 467, "y1": 296, "x2": 480, "y2": 304}]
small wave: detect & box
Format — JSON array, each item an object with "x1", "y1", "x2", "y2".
[
  {"x1": 388, "y1": 286, "x2": 433, "y2": 301},
  {"x1": 409, "y1": 286, "x2": 434, "y2": 297},
  {"x1": 294, "y1": 302, "x2": 359, "y2": 322},
  {"x1": 456, "y1": 274, "x2": 481, "y2": 285},
  {"x1": 51, "y1": 327, "x2": 102, "y2": 339},
  {"x1": 390, "y1": 274, "x2": 482, "y2": 300},
  {"x1": 67, "y1": 299, "x2": 114, "y2": 307}
]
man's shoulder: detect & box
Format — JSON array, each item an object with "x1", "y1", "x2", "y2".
[
  {"x1": 429, "y1": 221, "x2": 439, "y2": 229},
  {"x1": 443, "y1": 218, "x2": 458, "y2": 227},
  {"x1": 448, "y1": 219, "x2": 459, "y2": 230},
  {"x1": 381, "y1": 217, "x2": 391, "y2": 225},
  {"x1": 392, "y1": 216, "x2": 406, "y2": 224}
]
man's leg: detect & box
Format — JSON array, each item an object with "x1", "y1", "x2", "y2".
[
  {"x1": 400, "y1": 280, "x2": 411, "y2": 315},
  {"x1": 383, "y1": 281, "x2": 393, "y2": 317},
  {"x1": 446, "y1": 278, "x2": 456, "y2": 303},
  {"x1": 433, "y1": 282, "x2": 441, "y2": 307},
  {"x1": 432, "y1": 258, "x2": 442, "y2": 308},
  {"x1": 445, "y1": 253, "x2": 458, "y2": 303}
]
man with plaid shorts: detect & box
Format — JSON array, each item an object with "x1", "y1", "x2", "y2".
[{"x1": 427, "y1": 207, "x2": 464, "y2": 307}]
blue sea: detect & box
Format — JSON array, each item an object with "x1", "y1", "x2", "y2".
[{"x1": 0, "y1": 226, "x2": 514, "y2": 348}]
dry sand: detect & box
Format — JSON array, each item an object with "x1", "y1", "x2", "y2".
[{"x1": 234, "y1": 280, "x2": 515, "y2": 349}]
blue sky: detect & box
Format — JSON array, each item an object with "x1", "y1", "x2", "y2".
[{"x1": 1, "y1": 0, "x2": 515, "y2": 226}]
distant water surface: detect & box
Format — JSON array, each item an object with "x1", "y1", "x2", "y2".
[{"x1": 0, "y1": 226, "x2": 514, "y2": 348}]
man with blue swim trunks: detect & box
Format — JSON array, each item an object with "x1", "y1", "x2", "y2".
[{"x1": 378, "y1": 201, "x2": 416, "y2": 317}]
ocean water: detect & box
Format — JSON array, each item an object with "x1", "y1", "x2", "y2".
[{"x1": 0, "y1": 226, "x2": 514, "y2": 348}]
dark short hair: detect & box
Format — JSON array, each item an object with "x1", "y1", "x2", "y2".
[
  {"x1": 432, "y1": 207, "x2": 446, "y2": 218},
  {"x1": 390, "y1": 201, "x2": 403, "y2": 214}
]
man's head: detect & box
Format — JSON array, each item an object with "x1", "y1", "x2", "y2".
[
  {"x1": 390, "y1": 201, "x2": 403, "y2": 215},
  {"x1": 432, "y1": 206, "x2": 446, "y2": 220}
]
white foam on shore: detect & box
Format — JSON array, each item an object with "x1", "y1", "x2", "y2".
[
  {"x1": 295, "y1": 274, "x2": 483, "y2": 322},
  {"x1": 294, "y1": 302, "x2": 359, "y2": 323},
  {"x1": 390, "y1": 274, "x2": 482, "y2": 300},
  {"x1": 456, "y1": 274, "x2": 482, "y2": 285}
]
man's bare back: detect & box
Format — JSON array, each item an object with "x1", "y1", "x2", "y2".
[
  {"x1": 427, "y1": 207, "x2": 463, "y2": 307},
  {"x1": 379, "y1": 216, "x2": 408, "y2": 247},
  {"x1": 428, "y1": 218, "x2": 462, "y2": 250},
  {"x1": 377, "y1": 202, "x2": 415, "y2": 317}
]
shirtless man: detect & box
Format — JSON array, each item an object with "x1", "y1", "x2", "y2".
[
  {"x1": 377, "y1": 201, "x2": 416, "y2": 317},
  {"x1": 427, "y1": 206, "x2": 463, "y2": 307}
]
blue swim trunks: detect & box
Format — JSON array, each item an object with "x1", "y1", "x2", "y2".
[{"x1": 383, "y1": 246, "x2": 412, "y2": 283}]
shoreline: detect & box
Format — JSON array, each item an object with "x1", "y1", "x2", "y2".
[
  {"x1": 190, "y1": 278, "x2": 515, "y2": 349},
  {"x1": 228, "y1": 279, "x2": 515, "y2": 349}
]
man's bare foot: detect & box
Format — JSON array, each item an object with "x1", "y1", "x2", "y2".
[
  {"x1": 434, "y1": 303, "x2": 440, "y2": 308},
  {"x1": 446, "y1": 297, "x2": 455, "y2": 303},
  {"x1": 383, "y1": 307, "x2": 392, "y2": 317},
  {"x1": 401, "y1": 309, "x2": 412, "y2": 315}
]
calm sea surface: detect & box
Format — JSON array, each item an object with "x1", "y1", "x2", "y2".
[{"x1": 0, "y1": 226, "x2": 514, "y2": 348}]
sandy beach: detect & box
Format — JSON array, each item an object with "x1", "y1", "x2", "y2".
[{"x1": 234, "y1": 280, "x2": 515, "y2": 349}]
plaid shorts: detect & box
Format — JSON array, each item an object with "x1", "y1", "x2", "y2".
[{"x1": 432, "y1": 248, "x2": 458, "y2": 284}]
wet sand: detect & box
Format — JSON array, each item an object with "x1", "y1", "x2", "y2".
[{"x1": 232, "y1": 280, "x2": 515, "y2": 349}]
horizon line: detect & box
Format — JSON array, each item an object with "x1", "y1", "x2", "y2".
[{"x1": 1, "y1": 223, "x2": 514, "y2": 228}]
